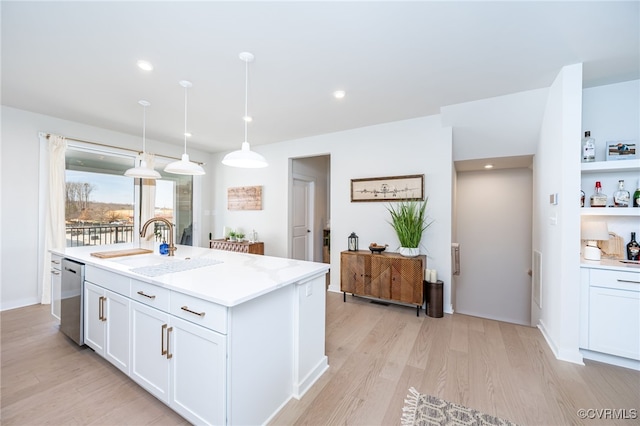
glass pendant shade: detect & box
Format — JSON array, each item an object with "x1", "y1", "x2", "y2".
[
  {"x1": 125, "y1": 100, "x2": 161, "y2": 179},
  {"x1": 164, "y1": 80, "x2": 205, "y2": 176},
  {"x1": 222, "y1": 142, "x2": 268, "y2": 168},
  {"x1": 222, "y1": 51, "x2": 268, "y2": 169}
]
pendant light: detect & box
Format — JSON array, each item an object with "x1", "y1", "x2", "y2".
[
  {"x1": 125, "y1": 100, "x2": 162, "y2": 179},
  {"x1": 164, "y1": 80, "x2": 206, "y2": 175},
  {"x1": 222, "y1": 52, "x2": 268, "y2": 168}
]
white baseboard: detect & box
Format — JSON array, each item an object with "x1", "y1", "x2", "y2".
[
  {"x1": 538, "y1": 320, "x2": 585, "y2": 365},
  {"x1": 1, "y1": 298, "x2": 39, "y2": 312}
]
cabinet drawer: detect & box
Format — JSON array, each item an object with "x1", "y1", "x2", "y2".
[
  {"x1": 51, "y1": 254, "x2": 62, "y2": 271},
  {"x1": 590, "y1": 269, "x2": 640, "y2": 291},
  {"x1": 131, "y1": 280, "x2": 170, "y2": 311},
  {"x1": 170, "y1": 292, "x2": 227, "y2": 334},
  {"x1": 85, "y1": 266, "x2": 130, "y2": 296}
]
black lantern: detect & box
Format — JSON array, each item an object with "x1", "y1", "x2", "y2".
[{"x1": 348, "y1": 232, "x2": 359, "y2": 251}]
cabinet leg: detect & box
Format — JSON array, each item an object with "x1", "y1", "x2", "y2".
[
  {"x1": 343, "y1": 292, "x2": 346, "y2": 303},
  {"x1": 416, "y1": 305, "x2": 420, "y2": 317}
]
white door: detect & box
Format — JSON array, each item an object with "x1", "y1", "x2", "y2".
[
  {"x1": 292, "y1": 178, "x2": 313, "y2": 261},
  {"x1": 455, "y1": 168, "x2": 532, "y2": 326}
]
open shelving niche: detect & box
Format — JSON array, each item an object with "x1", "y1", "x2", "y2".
[{"x1": 580, "y1": 158, "x2": 640, "y2": 217}]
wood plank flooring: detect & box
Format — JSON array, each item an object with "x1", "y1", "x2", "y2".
[{"x1": 2, "y1": 291, "x2": 639, "y2": 425}]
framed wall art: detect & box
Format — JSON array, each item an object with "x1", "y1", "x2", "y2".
[
  {"x1": 351, "y1": 174, "x2": 424, "y2": 202},
  {"x1": 228, "y1": 186, "x2": 263, "y2": 210}
]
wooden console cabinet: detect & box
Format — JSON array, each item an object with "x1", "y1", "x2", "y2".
[
  {"x1": 209, "y1": 239, "x2": 264, "y2": 255},
  {"x1": 340, "y1": 250, "x2": 426, "y2": 315}
]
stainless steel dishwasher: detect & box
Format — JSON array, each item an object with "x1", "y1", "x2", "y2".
[{"x1": 61, "y1": 258, "x2": 85, "y2": 345}]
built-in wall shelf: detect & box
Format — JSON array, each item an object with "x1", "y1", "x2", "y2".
[
  {"x1": 581, "y1": 159, "x2": 640, "y2": 174},
  {"x1": 581, "y1": 208, "x2": 640, "y2": 217}
]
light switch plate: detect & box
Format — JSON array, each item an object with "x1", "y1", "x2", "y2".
[{"x1": 549, "y1": 193, "x2": 558, "y2": 205}]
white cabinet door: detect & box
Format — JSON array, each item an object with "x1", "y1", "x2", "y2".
[
  {"x1": 104, "y1": 291, "x2": 130, "y2": 374},
  {"x1": 51, "y1": 268, "x2": 62, "y2": 321},
  {"x1": 130, "y1": 301, "x2": 170, "y2": 404},
  {"x1": 84, "y1": 282, "x2": 131, "y2": 374},
  {"x1": 589, "y1": 286, "x2": 640, "y2": 360},
  {"x1": 84, "y1": 282, "x2": 105, "y2": 353},
  {"x1": 170, "y1": 316, "x2": 226, "y2": 426}
]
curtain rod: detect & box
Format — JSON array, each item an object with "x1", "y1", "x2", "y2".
[{"x1": 41, "y1": 132, "x2": 205, "y2": 165}]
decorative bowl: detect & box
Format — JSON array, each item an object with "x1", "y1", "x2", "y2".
[{"x1": 369, "y1": 244, "x2": 387, "y2": 254}]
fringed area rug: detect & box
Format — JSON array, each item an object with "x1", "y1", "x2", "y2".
[{"x1": 402, "y1": 388, "x2": 518, "y2": 426}]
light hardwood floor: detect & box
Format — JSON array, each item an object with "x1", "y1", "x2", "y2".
[{"x1": 2, "y1": 291, "x2": 639, "y2": 425}]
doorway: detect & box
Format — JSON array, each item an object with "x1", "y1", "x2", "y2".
[
  {"x1": 455, "y1": 167, "x2": 533, "y2": 326},
  {"x1": 289, "y1": 156, "x2": 330, "y2": 264}
]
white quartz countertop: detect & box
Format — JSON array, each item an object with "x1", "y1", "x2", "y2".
[
  {"x1": 52, "y1": 243, "x2": 329, "y2": 307},
  {"x1": 580, "y1": 256, "x2": 640, "y2": 273}
]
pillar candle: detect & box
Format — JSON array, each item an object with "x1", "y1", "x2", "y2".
[{"x1": 430, "y1": 269, "x2": 437, "y2": 283}]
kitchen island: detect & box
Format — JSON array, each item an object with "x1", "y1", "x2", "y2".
[{"x1": 52, "y1": 242, "x2": 330, "y2": 425}]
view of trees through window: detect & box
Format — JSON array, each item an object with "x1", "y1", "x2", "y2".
[{"x1": 65, "y1": 148, "x2": 190, "y2": 247}]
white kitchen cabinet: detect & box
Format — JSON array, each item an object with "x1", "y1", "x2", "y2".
[
  {"x1": 84, "y1": 281, "x2": 131, "y2": 375},
  {"x1": 170, "y1": 315, "x2": 226, "y2": 425},
  {"x1": 130, "y1": 300, "x2": 226, "y2": 425},
  {"x1": 50, "y1": 254, "x2": 62, "y2": 321},
  {"x1": 130, "y1": 300, "x2": 171, "y2": 403},
  {"x1": 589, "y1": 286, "x2": 640, "y2": 359},
  {"x1": 580, "y1": 266, "x2": 640, "y2": 368}
]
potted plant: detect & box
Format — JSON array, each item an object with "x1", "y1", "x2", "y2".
[
  {"x1": 236, "y1": 232, "x2": 245, "y2": 242},
  {"x1": 387, "y1": 198, "x2": 432, "y2": 257},
  {"x1": 229, "y1": 231, "x2": 237, "y2": 242}
]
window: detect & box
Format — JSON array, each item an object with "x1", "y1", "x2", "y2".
[{"x1": 64, "y1": 146, "x2": 193, "y2": 247}]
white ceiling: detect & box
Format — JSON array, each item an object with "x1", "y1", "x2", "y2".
[{"x1": 2, "y1": 1, "x2": 638, "y2": 155}]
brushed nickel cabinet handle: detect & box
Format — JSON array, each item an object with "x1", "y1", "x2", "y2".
[
  {"x1": 136, "y1": 290, "x2": 156, "y2": 299},
  {"x1": 51, "y1": 270, "x2": 60, "y2": 275},
  {"x1": 180, "y1": 305, "x2": 206, "y2": 317},
  {"x1": 98, "y1": 296, "x2": 104, "y2": 321},
  {"x1": 166, "y1": 327, "x2": 173, "y2": 359},
  {"x1": 617, "y1": 279, "x2": 640, "y2": 284},
  {"x1": 161, "y1": 324, "x2": 168, "y2": 356},
  {"x1": 101, "y1": 296, "x2": 107, "y2": 322}
]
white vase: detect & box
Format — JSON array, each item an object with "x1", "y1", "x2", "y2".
[{"x1": 399, "y1": 247, "x2": 419, "y2": 257}]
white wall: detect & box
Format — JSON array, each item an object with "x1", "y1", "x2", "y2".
[
  {"x1": 211, "y1": 116, "x2": 454, "y2": 312},
  {"x1": 533, "y1": 64, "x2": 583, "y2": 364},
  {"x1": 1, "y1": 106, "x2": 212, "y2": 310}
]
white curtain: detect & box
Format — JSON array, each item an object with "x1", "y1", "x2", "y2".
[
  {"x1": 140, "y1": 152, "x2": 157, "y2": 240},
  {"x1": 40, "y1": 134, "x2": 67, "y2": 304}
]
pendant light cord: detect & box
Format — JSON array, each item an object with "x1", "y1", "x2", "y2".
[
  {"x1": 142, "y1": 104, "x2": 147, "y2": 154},
  {"x1": 244, "y1": 57, "x2": 249, "y2": 144},
  {"x1": 183, "y1": 84, "x2": 188, "y2": 155}
]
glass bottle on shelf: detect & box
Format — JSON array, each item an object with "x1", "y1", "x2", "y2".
[
  {"x1": 627, "y1": 232, "x2": 639, "y2": 261},
  {"x1": 613, "y1": 179, "x2": 630, "y2": 207},
  {"x1": 582, "y1": 131, "x2": 595, "y2": 163},
  {"x1": 589, "y1": 181, "x2": 607, "y2": 207},
  {"x1": 633, "y1": 179, "x2": 640, "y2": 208},
  {"x1": 580, "y1": 190, "x2": 585, "y2": 207}
]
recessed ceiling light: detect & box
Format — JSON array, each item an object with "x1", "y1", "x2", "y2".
[
  {"x1": 243, "y1": 115, "x2": 253, "y2": 123},
  {"x1": 137, "y1": 60, "x2": 153, "y2": 71},
  {"x1": 184, "y1": 132, "x2": 192, "y2": 138},
  {"x1": 484, "y1": 164, "x2": 494, "y2": 169},
  {"x1": 333, "y1": 90, "x2": 346, "y2": 99}
]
